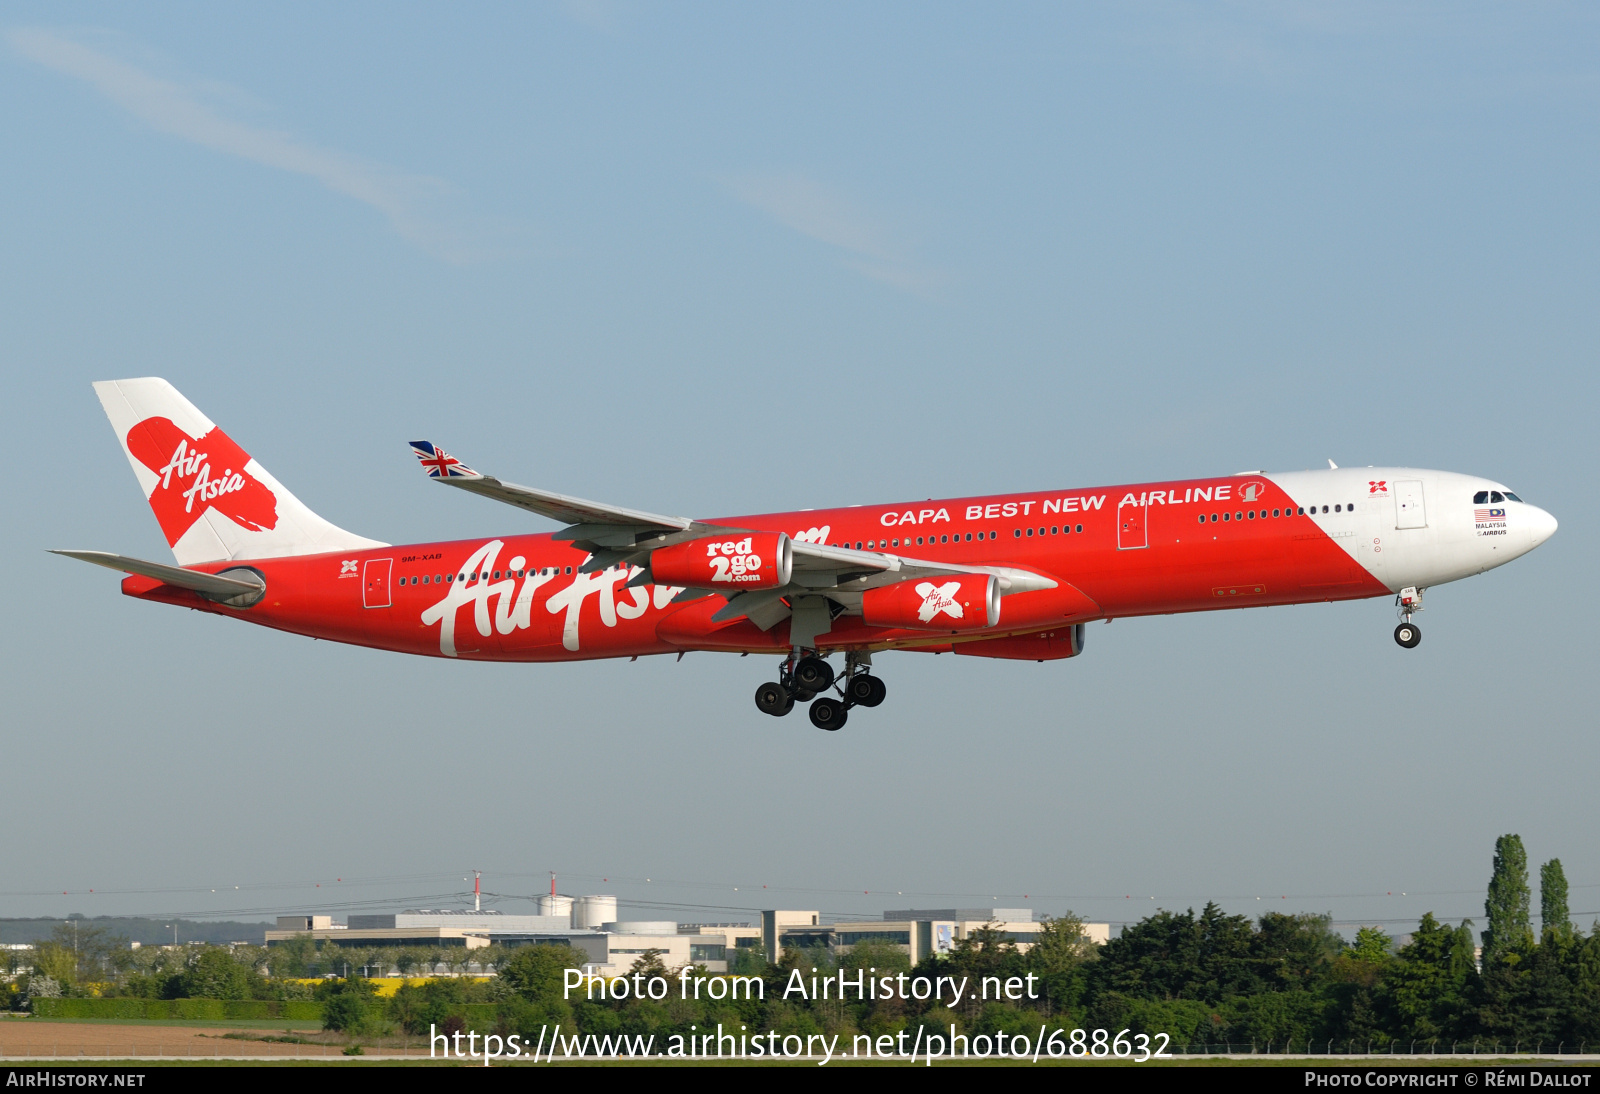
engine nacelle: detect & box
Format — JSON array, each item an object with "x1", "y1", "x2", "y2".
[
  {"x1": 649, "y1": 532, "x2": 792, "y2": 591},
  {"x1": 862, "y1": 574, "x2": 1000, "y2": 631},
  {"x1": 954, "y1": 624, "x2": 1086, "y2": 661}
]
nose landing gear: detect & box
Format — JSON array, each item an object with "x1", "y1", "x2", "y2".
[
  {"x1": 1394, "y1": 587, "x2": 1423, "y2": 649},
  {"x1": 753, "y1": 649, "x2": 886, "y2": 729}
]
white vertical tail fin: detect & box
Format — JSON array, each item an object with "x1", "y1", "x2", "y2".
[{"x1": 93, "y1": 378, "x2": 385, "y2": 565}]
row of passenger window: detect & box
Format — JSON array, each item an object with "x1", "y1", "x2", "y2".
[
  {"x1": 834, "y1": 525, "x2": 1094, "y2": 551},
  {"x1": 1198, "y1": 503, "x2": 1351, "y2": 523},
  {"x1": 833, "y1": 531, "x2": 1003, "y2": 550},
  {"x1": 397, "y1": 566, "x2": 573, "y2": 587},
  {"x1": 1014, "y1": 524, "x2": 1086, "y2": 538}
]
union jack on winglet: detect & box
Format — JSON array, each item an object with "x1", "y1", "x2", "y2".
[{"x1": 409, "y1": 440, "x2": 477, "y2": 479}]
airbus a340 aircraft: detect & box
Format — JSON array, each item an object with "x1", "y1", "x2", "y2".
[{"x1": 58, "y1": 379, "x2": 1557, "y2": 730}]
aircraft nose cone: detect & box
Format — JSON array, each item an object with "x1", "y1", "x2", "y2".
[{"x1": 1527, "y1": 505, "x2": 1558, "y2": 548}]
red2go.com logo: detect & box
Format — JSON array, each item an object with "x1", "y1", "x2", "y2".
[
  {"x1": 706, "y1": 537, "x2": 764, "y2": 583},
  {"x1": 649, "y1": 532, "x2": 791, "y2": 592}
]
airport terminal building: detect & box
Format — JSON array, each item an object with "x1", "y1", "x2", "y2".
[
  {"x1": 266, "y1": 902, "x2": 1109, "y2": 977},
  {"x1": 265, "y1": 907, "x2": 761, "y2": 977}
]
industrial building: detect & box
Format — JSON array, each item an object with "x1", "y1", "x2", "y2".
[
  {"x1": 265, "y1": 899, "x2": 1108, "y2": 977},
  {"x1": 264, "y1": 898, "x2": 762, "y2": 977},
  {"x1": 766, "y1": 908, "x2": 1112, "y2": 965}
]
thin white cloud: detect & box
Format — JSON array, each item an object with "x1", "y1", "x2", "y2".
[
  {"x1": 9, "y1": 28, "x2": 475, "y2": 262},
  {"x1": 724, "y1": 173, "x2": 944, "y2": 293}
]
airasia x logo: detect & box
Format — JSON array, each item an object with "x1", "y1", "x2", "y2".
[
  {"x1": 916, "y1": 581, "x2": 964, "y2": 622},
  {"x1": 1369, "y1": 480, "x2": 1389, "y2": 494},
  {"x1": 125, "y1": 417, "x2": 279, "y2": 546}
]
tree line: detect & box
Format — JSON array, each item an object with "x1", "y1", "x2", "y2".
[{"x1": 11, "y1": 834, "x2": 1595, "y2": 1050}]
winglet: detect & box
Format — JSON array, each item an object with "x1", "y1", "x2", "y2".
[
  {"x1": 410, "y1": 440, "x2": 480, "y2": 480},
  {"x1": 1327, "y1": 458, "x2": 1339, "y2": 469}
]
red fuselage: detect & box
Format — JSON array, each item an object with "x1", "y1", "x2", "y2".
[{"x1": 122, "y1": 472, "x2": 1390, "y2": 662}]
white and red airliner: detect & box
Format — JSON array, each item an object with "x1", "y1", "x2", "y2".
[{"x1": 58, "y1": 379, "x2": 1557, "y2": 730}]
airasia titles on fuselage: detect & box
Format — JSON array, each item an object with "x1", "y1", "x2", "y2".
[{"x1": 122, "y1": 468, "x2": 1548, "y2": 663}]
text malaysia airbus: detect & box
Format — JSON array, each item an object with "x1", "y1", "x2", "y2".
[{"x1": 58, "y1": 379, "x2": 1557, "y2": 731}]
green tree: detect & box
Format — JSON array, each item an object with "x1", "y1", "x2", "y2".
[
  {"x1": 498, "y1": 945, "x2": 588, "y2": 1002},
  {"x1": 445, "y1": 946, "x2": 473, "y2": 977},
  {"x1": 321, "y1": 976, "x2": 382, "y2": 1035},
  {"x1": 30, "y1": 941, "x2": 77, "y2": 987},
  {"x1": 1571, "y1": 927, "x2": 1600, "y2": 1043},
  {"x1": 1483, "y1": 834, "x2": 1534, "y2": 969},
  {"x1": 1347, "y1": 927, "x2": 1394, "y2": 964},
  {"x1": 627, "y1": 949, "x2": 672, "y2": 981},
  {"x1": 269, "y1": 934, "x2": 316, "y2": 978},
  {"x1": 1089, "y1": 904, "x2": 1262, "y2": 1009},
  {"x1": 180, "y1": 947, "x2": 254, "y2": 1000},
  {"x1": 1325, "y1": 928, "x2": 1395, "y2": 1047},
  {"x1": 1377, "y1": 913, "x2": 1478, "y2": 1043},
  {"x1": 317, "y1": 939, "x2": 346, "y2": 977},
  {"x1": 1541, "y1": 859, "x2": 1572, "y2": 944},
  {"x1": 728, "y1": 941, "x2": 768, "y2": 975},
  {"x1": 1026, "y1": 913, "x2": 1095, "y2": 1018}
]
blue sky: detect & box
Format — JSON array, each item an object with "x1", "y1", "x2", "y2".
[{"x1": 2, "y1": 3, "x2": 1596, "y2": 933}]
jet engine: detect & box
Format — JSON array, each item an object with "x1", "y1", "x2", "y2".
[
  {"x1": 861, "y1": 573, "x2": 1000, "y2": 631},
  {"x1": 649, "y1": 531, "x2": 792, "y2": 591}
]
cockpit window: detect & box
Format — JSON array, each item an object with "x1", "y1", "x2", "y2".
[
  {"x1": 1490, "y1": 491, "x2": 1504, "y2": 503},
  {"x1": 1503, "y1": 491, "x2": 1522, "y2": 502},
  {"x1": 1473, "y1": 491, "x2": 1489, "y2": 504}
]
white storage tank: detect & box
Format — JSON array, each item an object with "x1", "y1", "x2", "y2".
[
  {"x1": 537, "y1": 893, "x2": 574, "y2": 919},
  {"x1": 572, "y1": 895, "x2": 618, "y2": 929}
]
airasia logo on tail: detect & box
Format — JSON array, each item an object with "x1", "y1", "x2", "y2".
[{"x1": 125, "y1": 417, "x2": 279, "y2": 546}]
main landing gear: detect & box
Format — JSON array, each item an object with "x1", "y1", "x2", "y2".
[
  {"x1": 754, "y1": 650, "x2": 885, "y2": 730},
  {"x1": 1393, "y1": 586, "x2": 1423, "y2": 649}
]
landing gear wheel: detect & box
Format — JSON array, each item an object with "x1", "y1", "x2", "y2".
[
  {"x1": 809, "y1": 697, "x2": 848, "y2": 731},
  {"x1": 1394, "y1": 623, "x2": 1421, "y2": 649},
  {"x1": 846, "y1": 674, "x2": 886, "y2": 708},
  {"x1": 794, "y1": 656, "x2": 834, "y2": 693},
  {"x1": 754, "y1": 682, "x2": 794, "y2": 716}
]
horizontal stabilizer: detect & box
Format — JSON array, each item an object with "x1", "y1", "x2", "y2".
[{"x1": 50, "y1": 550, "x2": 265, "y2": 606}]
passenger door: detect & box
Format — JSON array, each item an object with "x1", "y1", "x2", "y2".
[
  {"x1": 1117, "y1": 498, "x2": 1148, "y2": 550},
  {"x1": 1394, "y1": 481, "x2": 1427, "y2": 529},
  {"x1": 362, "y1": 558, "x2": 393, "y2": 608}
]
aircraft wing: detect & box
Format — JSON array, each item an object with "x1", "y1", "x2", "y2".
[
  {"x1": 410, "y1": 441, "x2": 1055, "y2": 627},
  {"x1": 410, "y1": 441, "x2": 697, "y2": 556}
]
